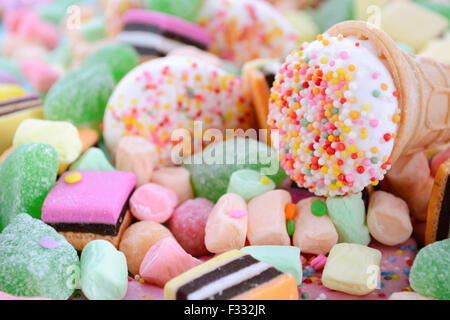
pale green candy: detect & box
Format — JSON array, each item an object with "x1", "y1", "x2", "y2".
[
  {"x1": 44, "y1": 63, "x2": 115, "y2": 132},
  {"x1": 147, "y1": 0, "x2": 203, "y2": 22},
  {"x1": 312, "y1": 0, "x2": 354, "y2": 32},
  {"x1": 227, "y1": 169, "x2": 275, "y2": 201},
  {"x1": 80, "y1": 240, "x2": 128, "y2": 300},
  {"x1": 326, "y1": 193, "x2": 371, "y2": 245},
  {"x1": 47, "y1": 38, "x2": 72, "y2": 69},
  {"x1": 414, "y1": 0, "x2": 450, "y2": 22},
  {"x1": 0, "y1": 143, "x2": 59, "y2": 231},
  {"x1": 241, "y1": 246, "x2": 302, "y2": 285},
  {"x1": 81, "y1": 17, "x2": 106, "y2": 42},
  {"x1": 0, "y1": 214, "x2": 80, "y2": 300},
  {"x1": 69, "y1": 147, "x2": 115, "y2": 172},
  {"x1": 81, "y1": 43, "x2": 139, "y2": 83},
  {"x1": 184, "y1": 138, "x2": 287, "y2": 203},
  {"x1": 410, "y1": 239, "x2": 450, "y2": 300},
  {"x1": 397, "y1": 42, "x2": 415, "y2": 54},
  {"x1": 37, "y1": 0, "x2": 81, "y2": 25}
]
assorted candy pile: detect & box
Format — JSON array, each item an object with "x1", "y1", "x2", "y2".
[{"x1": 0, "y1": 0, "x2": 449, "y2": 301}]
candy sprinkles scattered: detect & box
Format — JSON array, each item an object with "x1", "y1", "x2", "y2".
[
  {"x1": 310, "y1": 199, "x2": 327, "y2": 216},
  {"x1": 268, "y1": 34, "x2": 400, "y2": 197}
]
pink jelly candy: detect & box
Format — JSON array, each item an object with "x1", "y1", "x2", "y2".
[
  {"x1": 130, "y1": 183, "x2": 178, "y2": 223},
  {"x1": 169, "y1": 198, "x2": 214, "y2": 257},
  {"x1": 139, "y1": 237, "x2": 201, "y2": 287}
]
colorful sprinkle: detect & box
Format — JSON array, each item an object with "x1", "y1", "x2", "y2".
[
  {"x1": 39, "y1": 237, "x2": 58, "y2": 249},
  {"x1": 65, "y1": 172, "x2": 82, "y2": 184},
  {"x1": 310, "y1": 200, "x2": 327, "y2": 216},
  {"x1": 228, "y1": 210, "x2": 248, "y2": 219}
]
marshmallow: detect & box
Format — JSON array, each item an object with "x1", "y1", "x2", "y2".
[
  {"x1": 204, "y1": 193, "x2": 248, "y2": 254},
  {"x1": 80, "y1": 240, "x2": 128, "y2": 300},
  {"x1": 247, "y1": 190, "x2": 291, "y2": 246},
  {"x1": 115, "y1": 136, "x2": 158, "y2": 187},
  {"x1": 326, "y1": 193, "x2": 371, "y2": 246},
  {"x1": 151, "y1": 167, "x2": 193, "y2": 204},
  {"x1": 293, "y1": 197, "x2": 338, "y2": 255},
  {"x1": 322, "y1": 243, "x2": 382, "y2": 296},
  {"x1": 367, "y1": 191, "x2": 412, "y2": 246}
]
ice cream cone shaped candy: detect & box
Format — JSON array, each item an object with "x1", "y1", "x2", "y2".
[
  {"x1": 326, "y1": 21, "x2": 450, "y2": 164},
  {"x1": 268, "y1": 20, "x2": 450, "y2": 197}
]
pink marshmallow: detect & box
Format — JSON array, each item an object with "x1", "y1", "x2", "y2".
[
  {"x1": 5, "y1": 10, "x2": 59, "y2": 49},
  {"x1": 169, "y1": 198, "x2": 214, "y2": 257},
  {"x1": 139, "y1": 237, "x2": 201, "y2": 287},
  {"x1": 20, "y1": 59, "x2": 59, "y2": 92},
  {"x1": 130, "y1": 183, "x2": 178, "y2": 223}
]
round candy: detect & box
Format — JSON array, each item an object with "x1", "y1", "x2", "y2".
[
  {"x1": 310, "y1": 199, "x2": 327, "y2": 217},
  {"x1": 103, "y1": 56, "x2": 254, "y2": 165},
  {"x1": 119, "y1": 220, "x2": 173, "y2": 276},
  {"x1": 130, "y1": 183, "x2": 178, "y2": 223},
  {"x1": 169, "y1": 198, "x2": 214, "y2": 257},
  {"x1": 268, "y1": 34, "x2": 400, "y2": 196},
  {"x1": 197, "y1": 0, "x2": 298, "y2": 67}
]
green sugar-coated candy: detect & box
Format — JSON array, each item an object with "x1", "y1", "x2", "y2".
[
  {"x1": 227, "y1": 169, "x2": 275, "y2": 202},
  {"x1": 0, "y1": 214, "x2": 80, "y2": 300},
  {"x1": 81, "y1": 17, "x2": 106, "y2": 42},
  {"x1": 410, "y1": 239, "x2": 450, "y2": 300},
  {"x1": 311, "y1": 0, "x2": 354, "y2": 32},
  {"x1": 47, "y1": 38, "x2": 72, "y2": 69},
  {"x1": 0, "y1": 143, "x2": 59, "y2": 231},
  {"x1": 81, "y1": 43, "x2": 139, "y2": 83},
  {"x1": 98, "y1": 139, "x2": 113, "y2": 163},
  {"x1": 37, "y1": 0, "x2": 81, "y2": 25},
  {"x1": 80, "y1": 240, "x2": 128, "y2": 300},
  {"x1": 147, "y1": 0, "x2": 203, "y2": 22},
  {"x1": 69, "y1": 147, "x2": 115, "y2": 171},
  {"x1": 326, "y1": 193, "x2": 371, "y2": 246},
  {"x1": 184, "y1": 137, "x2": 287, "y2": 203},
  {"x1": 44, "y1": 63, "x2": 115, "y2": 132},
  {"x1": 241, "y1": 245, "x2": 302, "y2": 285},
  {"x1": 414, "y1": 0, "x2": 450, "y2": 22}
]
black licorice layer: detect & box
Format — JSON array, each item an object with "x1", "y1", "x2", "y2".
[
  {"x1": 0, "y1": 95, "x2": 42, "y2": 116},
  {"x1": 47, "y1": 201, "x2": 128, "y2": 236},
  {"x1": 211, "y1": 268, "x2": 281, "y2": 300},
  {"x1": 437, "y1": 176, "x2": 450, "y2": 241},
  {"x1": 123, "y1": 23, "x2": 209, "y2": 50},
  {"x1": 176, "y1": 255, "x2": 281, "y2": 300}
]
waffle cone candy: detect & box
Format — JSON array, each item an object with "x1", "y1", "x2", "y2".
[
  {"x1": 326, "y1": 21, "x2": 450, "y2": 164},
  {"x1": 425, "y1": 158, "x2": 450, "y2": 245}
]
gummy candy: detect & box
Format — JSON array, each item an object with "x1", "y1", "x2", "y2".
[
  {"x1": 44, "y1": 63, "x2": 115, "y2": 132},
  {"x1": 0, "y1": 214, "x2": 79, "y2": 300},
  {"x1": 147, "y1": 0, "x2": 203, "y2": 22},
  {"x1": 0, "y1": 143, "x2": 59, "y2": 231},
  {"x1": 184, "y1": 138, "x2": 286, "y2": 203},
  {"x1": 410, "y1": 239, "x2": 450, "y2": 300},
  {"x1": 81, "y1": 43, "x2": 139, "y2": 83}
]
